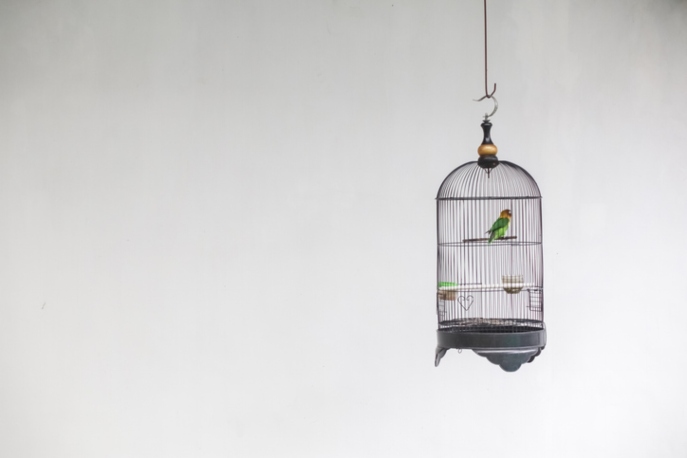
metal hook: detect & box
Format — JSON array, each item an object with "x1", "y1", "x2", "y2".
[
  {"x1": 475, "y1": 84, "x2": 497, "y2": 101},
  {"x1": 474, "y1": 95, "x2": 498, "y2": 120},
  {"x1": 473, "y1": 0, "x2": 497, "y2": 112}
]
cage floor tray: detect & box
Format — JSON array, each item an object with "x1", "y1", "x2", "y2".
[{"x1": 435, "y1": 321, "x2": 546, "y2": 371}]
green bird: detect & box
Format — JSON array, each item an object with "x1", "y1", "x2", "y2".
[{"x1": 486, "y1": 209, "x2": 512, "y2": 243}]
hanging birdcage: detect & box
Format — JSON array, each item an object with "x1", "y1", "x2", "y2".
[{"x1": 434, "y1": 118, "x2": 546, "y2": 372}]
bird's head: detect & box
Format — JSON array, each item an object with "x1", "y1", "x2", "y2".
[{"x1": 500, "y1": 209, "x2": 512, "y2": 219}]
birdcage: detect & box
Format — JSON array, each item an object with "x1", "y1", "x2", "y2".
[{"x1": 434, "y1": 119, "x2": 546, "y2": 372}]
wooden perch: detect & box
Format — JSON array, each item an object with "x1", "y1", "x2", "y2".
[{"x1": 462, "y1": 236, "x2": 518, "y2": 243}]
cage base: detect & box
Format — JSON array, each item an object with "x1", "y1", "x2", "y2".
[{"x1": 435, "y1": 326, "x2": 546, "y2": 372}]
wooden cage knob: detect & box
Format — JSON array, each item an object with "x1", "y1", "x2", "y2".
[{"x1": 478, "y1": 120, "x2": 498, "y2": 156}]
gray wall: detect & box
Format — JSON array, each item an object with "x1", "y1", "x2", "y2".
[{"x1": 1, "y1": 0, "x2": 686, "y2": 456}]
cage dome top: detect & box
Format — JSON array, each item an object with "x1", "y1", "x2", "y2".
[{"x1": 437, "y1": 160, "x2": 541, "y2": 200}]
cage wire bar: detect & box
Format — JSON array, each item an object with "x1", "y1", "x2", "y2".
[{"x1": 435, "y1": 160, "x2": 546, "y2": 371}]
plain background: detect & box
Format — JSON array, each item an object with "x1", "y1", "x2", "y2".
[{"x1": 1, "y1": 0, "x2": 687, "y2": 456}]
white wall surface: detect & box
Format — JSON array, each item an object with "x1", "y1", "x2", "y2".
[{"x1": 1, "y1": 0, "x2": 687, "y2": 456}]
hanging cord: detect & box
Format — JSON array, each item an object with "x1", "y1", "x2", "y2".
[{"x1": 474, "y1": 0, "x2": 498, "y2": 119}]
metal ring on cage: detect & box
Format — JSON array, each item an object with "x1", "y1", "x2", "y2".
[{"x1": 473, "y1": 95, "x2": 498, "y2": 120}]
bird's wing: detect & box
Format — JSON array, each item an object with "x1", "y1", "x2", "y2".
[{"x1": 487, "y1": 217, "x2": 509, "y2": 233}]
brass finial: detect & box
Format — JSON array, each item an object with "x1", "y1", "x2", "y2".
[
  {"x1": 478, "y1": 119, "x2": 497, "y2": 157},
  {"x1": 477, "y1": 118, "x2": 499, "y2": 170}
]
